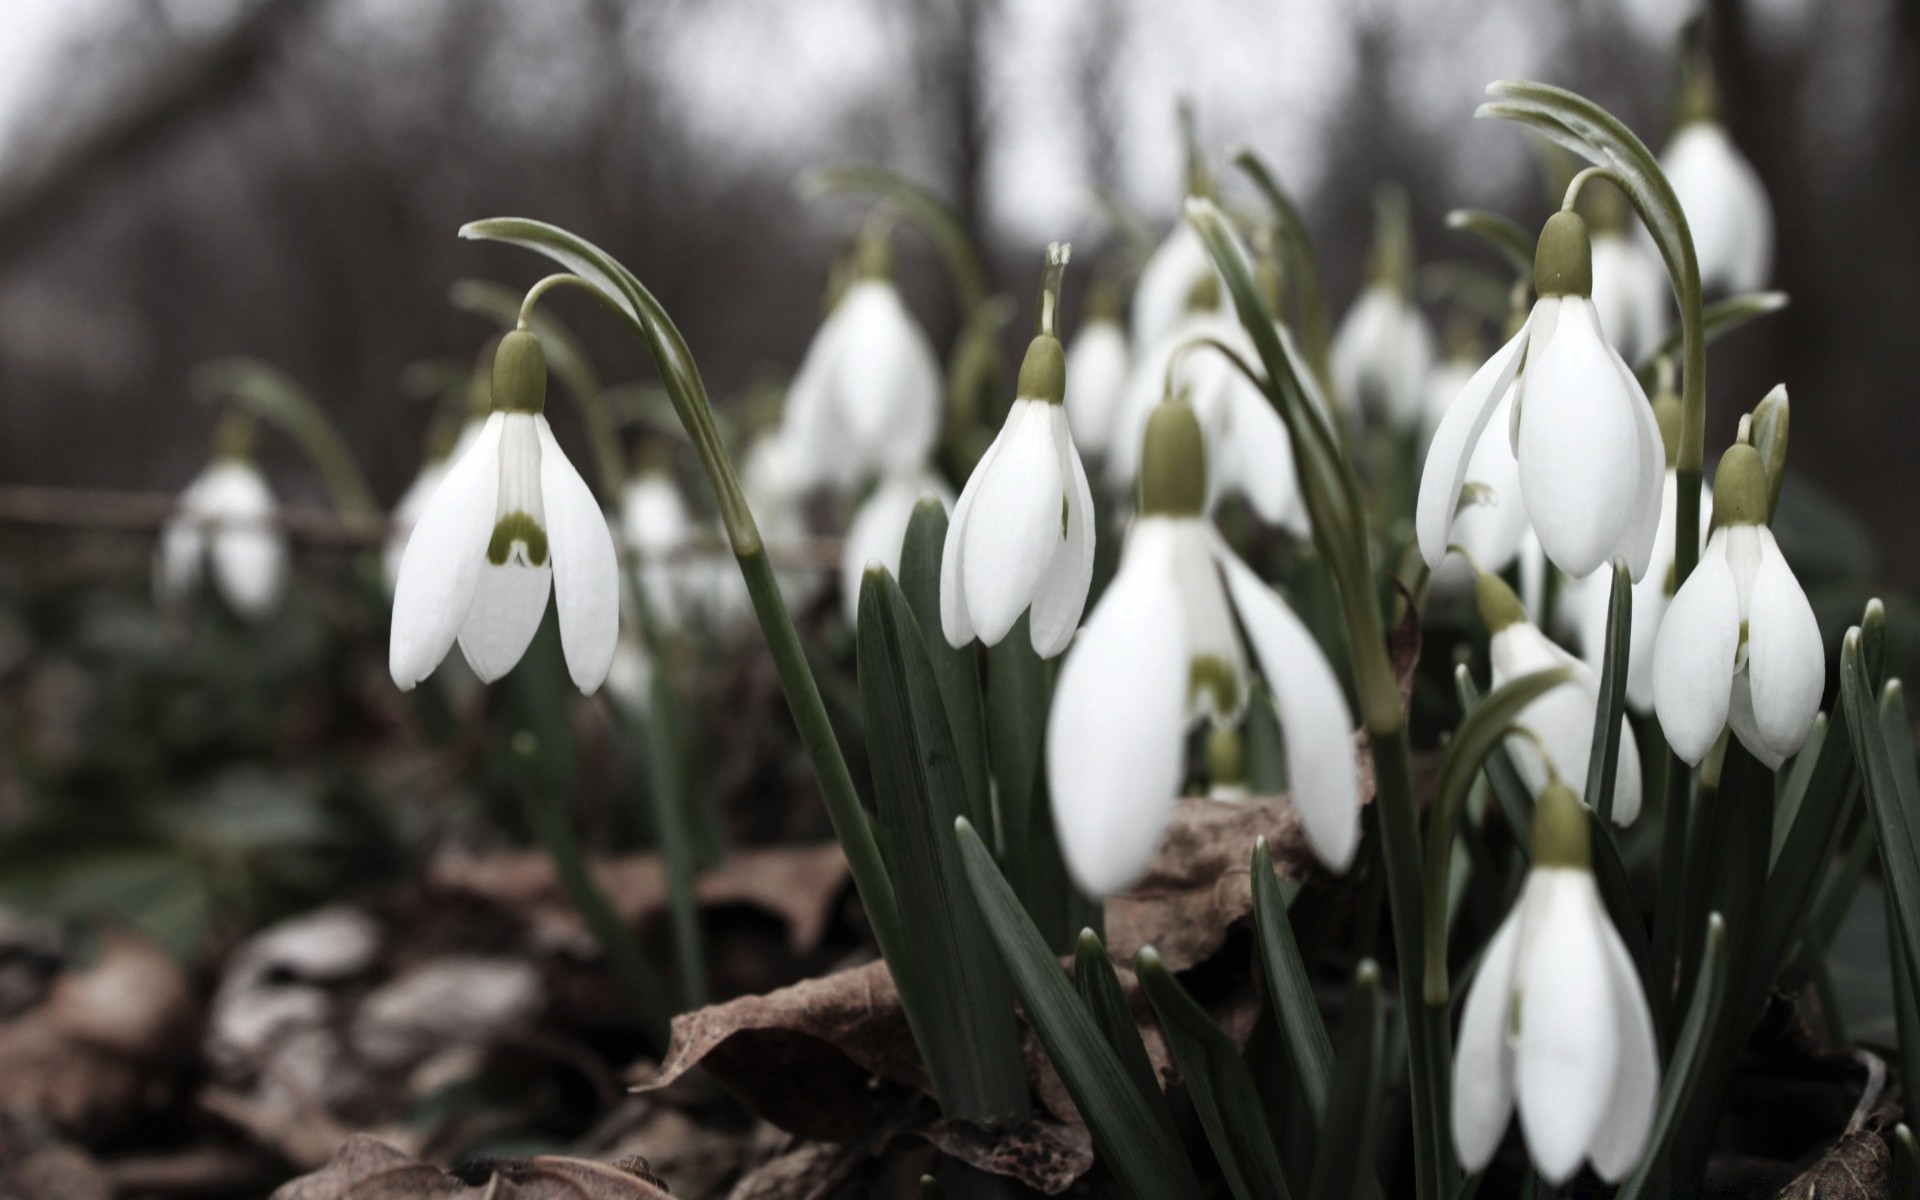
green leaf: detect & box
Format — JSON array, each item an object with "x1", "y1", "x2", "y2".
[
  {"x1": 988, "y1": 616, "x2": 1083, "y2": 949},
  {"x1": 801, "y1": 165, "x2": 991, "y2": 314},
  {"x1": 1136, "y1": 946, "x2": 1294, "y2": 1200},
  {"x1": 1748, "y1": 383, "x2": 1790, "y2": 524},
  {"x1": 1305, "y1": 961, "x2": 1384, "y2": 1200},
  {"x1": 1251, "y1": 838, "x2": 1333, "y2": 1117},
  {"x1": 1453, "y1": 669, "x2": 1537, "y2": 853},
  {"x1": 1444, "y1": 209, "x2": 1535, "y2": 280},
  {"x1": 1840, "y1": 630, "x2": 1920, "y2": 1037},
  {"x1": 1751, "y1": 712, "x2": 1858, "y2": 1016},
  {"x1": 857, "y1": 567, "x2": 1030, "y2": 1124},
  {"x1": 1233, "y1": 149, "x2": 1336, "y2": 399},
  {"x1": 1585, "y1": 559, "x2": 1632, "y2": 822},
  {"x1": 1424, "y1": 665, "x2": 1576, "y2": 1003},
  {"x1": 955, "y1": 820, "x2": 1203, "y2": 1200},
  {"x1": 1619, "y1": 913, "x2": 1727, "y2": 1199},
  {"x1": 1075, "y1": 931, "x2": 1178, "y2": 1135},
  {"x1": 1635, "y1": 292, "x2": 1789, "y2": 385},
  {"x1": 899, "y1": 500, "x2": 992, "y2": 836},
  {"x1": 1591, "y1": 807, "x2": 1653, "y2": 996}
]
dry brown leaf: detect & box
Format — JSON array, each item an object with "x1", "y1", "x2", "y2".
[
  {"x1": 269, "y1": 1135, "x2": 673, "y2": 1200},
  {"x1": 429, "y1": 844, "x2": 849, "y2": 955},
  {"x1": 921, "y1": 1119, "x2": 1094, "y2": 1196},
  {"x1": 1776, "y1": 1128, "x2": 1890, "y2": 1200}
]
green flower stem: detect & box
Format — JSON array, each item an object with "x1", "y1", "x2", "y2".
[
  {"x1": 191, "y1": 358, "x2": 380, "y2": 518},
  {"x1": 509, "y1": 730, "x2": 674, "y2": 1046}
]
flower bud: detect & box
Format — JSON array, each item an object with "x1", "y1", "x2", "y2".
[
  {"x1": 1711, "y1": 443, "x2": 1768, "y2": 527},
  {"x1": 1533, "y1": 211, "x2": 1593, "y2": 299},
  {"x1": 1531, "y1": 779, "x2": 1591, "y2": 870},
  {"x1": 1475, "y1": 570, "x2": 1528, "y2": 635},
  {"x1": 493, "y1": 330, "x2": 548, "y2": 415},
  {"x1": 1016, "y1": 334, "x2": 1066, "y2": 405},
  {"x1": 1138, "y1": 400, "x2": 1207, "y2": 517}
]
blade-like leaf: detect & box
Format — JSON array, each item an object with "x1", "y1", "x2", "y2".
[
  {"x1": 1233, "y1": 148, "x2": 1336, "y2": 398},
  {"x1": 858, "y1": 567, "x2": 1030, "y2": 1124},
  {"x1": 1075, "y1": 931, "x2": 1178, "y2": 1135},
  {"x1": 1453, "y1": 668, "x2": 1537, "y2": 852},
  {"x1": 988, "y1": 617, "x2": 1081, "y2": 949},
  {"x1": 1841, "y1": 631, "x2": 1920, "y2": 1032},
  {"x1": 1305, "y1": 961, "x2": 1384, "y2": 1200},
  {"x1": 1619, "y1": 913, "x2": 1727, "y2": 1199},
  {"x1": 899, "y1": 500, "x2": 992, "y2": 835},
  {"x1": 1635, "y1": 292, "x2": 1789, "y2": 385},
  {"x1": 1137, "y1": 946, "x2": 1294, "y2": 1200},
  {"x1": 1252, "y1": 837, "x2": 1333, "y2": 1117},
  {"x1": 956, "y1": 819, "x2": 1204, "y2": 1200},
  {"x1": 1445, "y1": 209, "x2": 1535, "y2": 280},
  {"x1": 1585, "y1": 559, "x2": 1632, "y2": 822}
]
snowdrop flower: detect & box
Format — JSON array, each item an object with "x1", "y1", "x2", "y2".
[
  {"x1": 1132, "y1": 221, "x2": 1215, "y2": 351},
  {"x1": 780, "y1": 236, "x2": 942, "y2": 492},
  {"x1": 1453, "y1": 780, "x2": 1658, "y2": 1183},
  {"x1": 389, "y1": 330, "x2": 619, "y2": 693},
  {"x1": 1332, "y1": 280, "x2": 1434, "y2": 428},
  {"x1": 1419, "y1": 212, "x2": 1665, "y2": 581},
  {"x1": 1063, "y1": 296, "x2": 1131, "y2": 457},
  {"x1": 841, "y1": 467, "x2": 953, "y2": 626},
  {"x1": 1109, "y1": 276, "x2": 1307, "y2": 535},
  {"x1": 1047, "y1": 399, "x2": 1358, "y2": 894},
  {"x1": 1660, "y1": 70, "x2": 1774, "y2": 295},
  {"x1": 1653, "y1": 440, "x2": 1822, "y2": 769},
  {"x1": 942, "y1": 248, "x2": 1095, "y2": 656},
  {"x1": 385, "y1": 419, "x2": 485, "y2": 591},
  {"x1": 1479, "y1": 572, "x2": 1642, "y2": 824},
  {"x1": 157, "y1": 413, "x2": 287, "y2": 619},
  {"x1": 620, "y1": 466, "x2": 695, "y2": 630},
  {"x1": 1418, "y1": 348, "x2": 1478, "y2": 453},
  {"x1": 1589, "y1": 223, "x2": 1670, "y2": 364}
]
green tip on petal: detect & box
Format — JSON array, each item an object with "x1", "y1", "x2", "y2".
[
  {"x1": 492, "y1": 329, "x2": 548, "y2": 414},
  {"x1": 1713, "y1": 443, "x2": 1769, "y2": 526},
  {"x1": 1533, "y1": 210, "x2": 1593, "y2": 298},
  {"x1": 1474, "y1": 571, "x2": 1529, "y2": 635},
  {"x1": 1531, "y1": 779, "x2": 1592, "y2": 870},
  {"x1": 1138, "y1": 399, "x2": 1207, "y2": 517},
  {"x1": 488, "y1": 511, "x2": 550, "y2": 567},
  {"x1": 1017, "y1": 335, "x2": 1067, "y2": 404}
]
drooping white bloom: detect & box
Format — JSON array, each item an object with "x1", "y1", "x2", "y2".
[
  {"x1": 1454, "y1": 782, "x2": 1658, "y2": 1184},
  {"x1": 1062, "y1": 315, "x2": 1131, "y2": 457},
  {"x1": 1589, "y1": 229, "x2": 1670, "y2": 364},
  {"x1": 1047, "y1": 400, "x2": 1358, "y2": 895},
  {"x1": 1653, "y1": 441, "x2": 1822, "y2": 769},
  {"x1": 1662, "y1": 120, "x2": 1774, "y2": 296},
  {"x1": 1332, "y1": 282, "x2": 1435, "y2": 428},
  {"x1": 841, "y1": 467, "x2": 954, "y2": 626},
  {"x1": 620, "y1": 470, "x2": 695, "y2": 630},
  {"x1": 1479, "y1": 573, "x2": 1642, "y2": 824},
  {"x1": 1131, "y1": 222, "x2": 1215, "y2": 350},
  {"x1": 1419, "y1": 212, "x2": 1665, "y2": 581},
  {"x1": 158, "y1": 446, "x2": 287, "y2": 620},
  {"x1": 1418, "y1": 355, "x2": 1477, "y2": 451},
  {"x1": 941, "y1": 332, "x2": 1095, "y2": 656},
  {"x1": 781, "y1": 275, "x2": 942, "y2": 493},
  {"x1": 389, "y1": 331, "x2": 618, "y2": 694}
]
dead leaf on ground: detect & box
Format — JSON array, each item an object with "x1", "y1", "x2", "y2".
[
  {"x1": 1776, "y1": 1127, "x2": 1890, "y2": 1200},
  {"x1": 921, "y1": 1118, "x2": 1094, "y2": 1196},
  {"x1": 269, "y1": 1135, "x2": 673, "y2": 1199}
]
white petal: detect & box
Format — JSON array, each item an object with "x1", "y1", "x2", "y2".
[
  {"x1": 1515, "y1": 870, "x2": 1619, "y2": 1185},
  {"x1": 1588, "y1": 906, "x2": 1660, "y2": 1181},
  {"x1": 1216, "y1": 541, "x2": 1360, "y2": 871},
  {"x1": 1449, "y1": 384, "x2": 1532, "y2": 571},
  {"x1": 198, "y1": 462, "x2": 286, "y2": 617},
  {"x1": 1028, "y1": 409, "x2": 1096, "y2": 657},
  {"x1": 156, "y1": 516, "x2": 203, "y2": 603},
  {"x1": 538, "y1": 419, "x2": 620, "y2": 694},
  {"x1": 830, "y1": 281, "x2": 942, "y2": 475},
  {"x1": 959, "y1": 400, "x2": 1065, "y2": 645},
  {"x1": 1175, "y1": 525, "x2": 1248, "y2": 722},
  {"x1": 1416, "y1": 320, "x2": 1530, "y2": 569},
  {"x1": 1664, "y1": 122, "x2": 1774, "y2": 295},
  {"x1": 1209, "y1": 367, "x2": 1306, "y2": 535},
  {"x1": 941, "y1": 415, "x2": 1016, "y2": 647},
  {"x1": 1452, "y1": 908, "x2": 1524, "y2": 1174},
  {"x1": 1741, "y1": 527, "x2": 1825, "y2": 761},
  {"x1": 1064, "y1": 320, "x2": 1131, "y2": 456},
  {"x1": 1046, "y1": 519, "x2": 1190, "y2": 895},
  {"x1": 844, "y1": 473, "x2": 950, "y2": 628},
  {"x1": 1131, "y1": 223, "x2": 1215, "y2": 350},
  {"x1": 1652, "y1": 534, "x2": 1742, "y2": 764},
  {"x1": 1517, "y1": 300, "x2": 1649, "y2": 578},
  {"x1": 390, "y1": 415, "x2": 503, "y2": 690},
  {"x1": 385, "y1": 462, "x2": 447, "y2": 592},
  {"x1": 1727, "y1": 673, "x2": 1787, "y2": 771},
  {"x1": 458, "y1": 562, "x2": 552, "y2": 683},
  {"x1": 1612, "y1": 349, "x2": 1666, "y2": 583}
]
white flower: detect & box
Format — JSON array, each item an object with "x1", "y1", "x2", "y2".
[
  {"x1": 603, "y1": 632, "x2": 653, "y2": 716},
  {"x1": 1109, "y1": 308, "x2": 1307, "y2": 535},
  {"x1": 1131, "y1": 222, "x2": 1215, "y2": 350},
  {"x1": 1480, "y1": 573, "x2": 1643, "y2": 825},
  {"x1": 620, "y1": 470, "x2": 694, "y2": 630},
  {"x1": 781, "y1": 277, "x2": 942, "y2": 492},
  {"x1": 940, "y1": 335, "x2": 1095, "y2": 655},
  {"x1": 1419, "y1": 212, "x2": 1665, "y2": 582},
  {"x1": 1063, "y1": 316, "x2": 1131, "y2": 457},
  {"x1": 1419, "y1": 356, "x2": 1478, "y2": 450},
  {"x1": 389, "y1": 331, "x2": 618, "y2": 694},
  {"x1": 1589, "y1": 229, "x2": 1669, "y2": 364},
  {"x1": 158, "y1": 453, "x2": 287, "y2": 619},
  {"x1": 1046, "y1": 400, "x2": 1358, "y2": 894},
  {"x1": 1662, "y1": 120, "x2": 1774, "y2": 296},
  {"x1": 740, "y1": 431, "x2": 824, "y2": 614},
  {"x1": 841, "y1": 467, "x2": 954, "y2": 626},
  {"x1": 1332, "y1": 283, "x2": 1435, "y2": 427},
  {"x1": 1453, "y1": 782, "x2": 1658, "y2": 1184},
  {"x1": 1653, "y1": 441, "x2": 1822, "y2": 769}
]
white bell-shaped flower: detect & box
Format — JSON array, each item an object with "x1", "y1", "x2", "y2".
[
  {"x1": 780, "y1": 248, "x2": 941, "y2": 493},
  {"x1": 1453, "y1": 781, "x2": 1658, "y2": 1184},
  {"x1": 941, "y1": 332, "x2": 1094, "y2": 655},
  {"x1": 620, "y1": 467, "x2": 695, "y2": 631},
  {"x1": 1332, "y1": 281, "x2": 1435, "y2": 428},
  {"x1": 1419, "y1": 212, "x2": 1665, "y2": 581},
  {"x1": 1653, "y1": 441, "x2": 1822, "y2": 769},
  {"x1": 1479, "y1": 572, "x2": 1642, "y2": 824},
  {"x1": 1047, "y1": 400, "x2": 1358, "y2": 895},
  {"x1": 1131, "y1": 222, "x2": 1215, "y2": 350},
  {"x1": 1590, "y1": 227, "x2": 1670, "y2": 364},
  {"x1": 841, "y1": 466, "x2": 953, "y2": 626},
  {"x1": 1109, "y1": 279, "x2": 1307, "y2": 535},
  {"x1": 389, "y1": 330, "x2": 619, "y2": 694},
  {"x1": 157, "y1": 416, "x2": 287, "y2": 619},
  {"x1": 1662, "y1": 119, "x2": 1773, "y2": 296},
  {"x1": 1063, "y1": 312, "x2": 1131, "y2": 458}
]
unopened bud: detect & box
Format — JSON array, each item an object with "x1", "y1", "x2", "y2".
[{"x1": 1712, "y1": 443, "x2": 1768, "y2": 527}]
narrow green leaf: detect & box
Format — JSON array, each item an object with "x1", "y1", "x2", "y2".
[
  {"x1": 1841, "y1": 631, "x2": 1920, "y2": 1031},
  {"x1": 1444, "y1": 209, "x2": 1535, "y2": 280},
  {"x1": 1751, "y1": 712, "x2": 1857, "y2": 1016},
  {"x1": 1137, "y1": 946, "x2": 1294, "y2": 1200},
  {"x1": 988, "y1": 617, "x2": 1081, "y2": 949},
  {"x1": 1585, "y1": 559, "x2": 1632, "y2": 823},
  {"x1": 1635, "y1": 292, "x2": 1789, "y2": 384},
  {"x1": 1619, "y1": 912, "x2": 1727, "y2": 1200},
  {"x1": 858, "y1": 568, "x2": 1030, "y2": 1124},
  {"x1": 1252, "y1": 837, "x2": 1333, "y2": 1118},
  {"x1": 1424, "y1": 665, "x2": 1576, "y2": 1003},
  {"x1": 1591, "y1": 808, "x2": 1653, "y2": 995},
  {"x1": 1748, "y1": 383, "x2": 1790, "y2": 524},
  {"x1": 1452, "y1": 668, "x2": 1535, "y2": 849},
  {"x1": 899, "y1": 499, "x2": 992, "y2": 835},
  {"x1": 955, "y1": 819, "x2": 1204, "y2": 1200},
  {"x1": 1075, "y1": 931, "x2": 1178, "y2": 1135},
  {"x1": 1306, "y1": 961, "x2": 1384, "y2": 1200},
  {"x1": 1892, "y1": 1124, "x2": 1919, "y2": 1200},
  {"x1": 1232, "y1": 148, "x2": 1336, "y2": 398}
]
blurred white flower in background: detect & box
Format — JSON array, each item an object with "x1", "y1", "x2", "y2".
[
  {"x1": 1062, "y1": 304, "x2": 1131, "y2": 458},
  {"x1": 157, "y1": 421, "x2": 287, "y2": 620},
  {"x1": 620, "y1": 467, "x2": 696, "y2": 631},
  {"x1": 840, "y1": 468, "x2": 953, "y2": 626}
]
